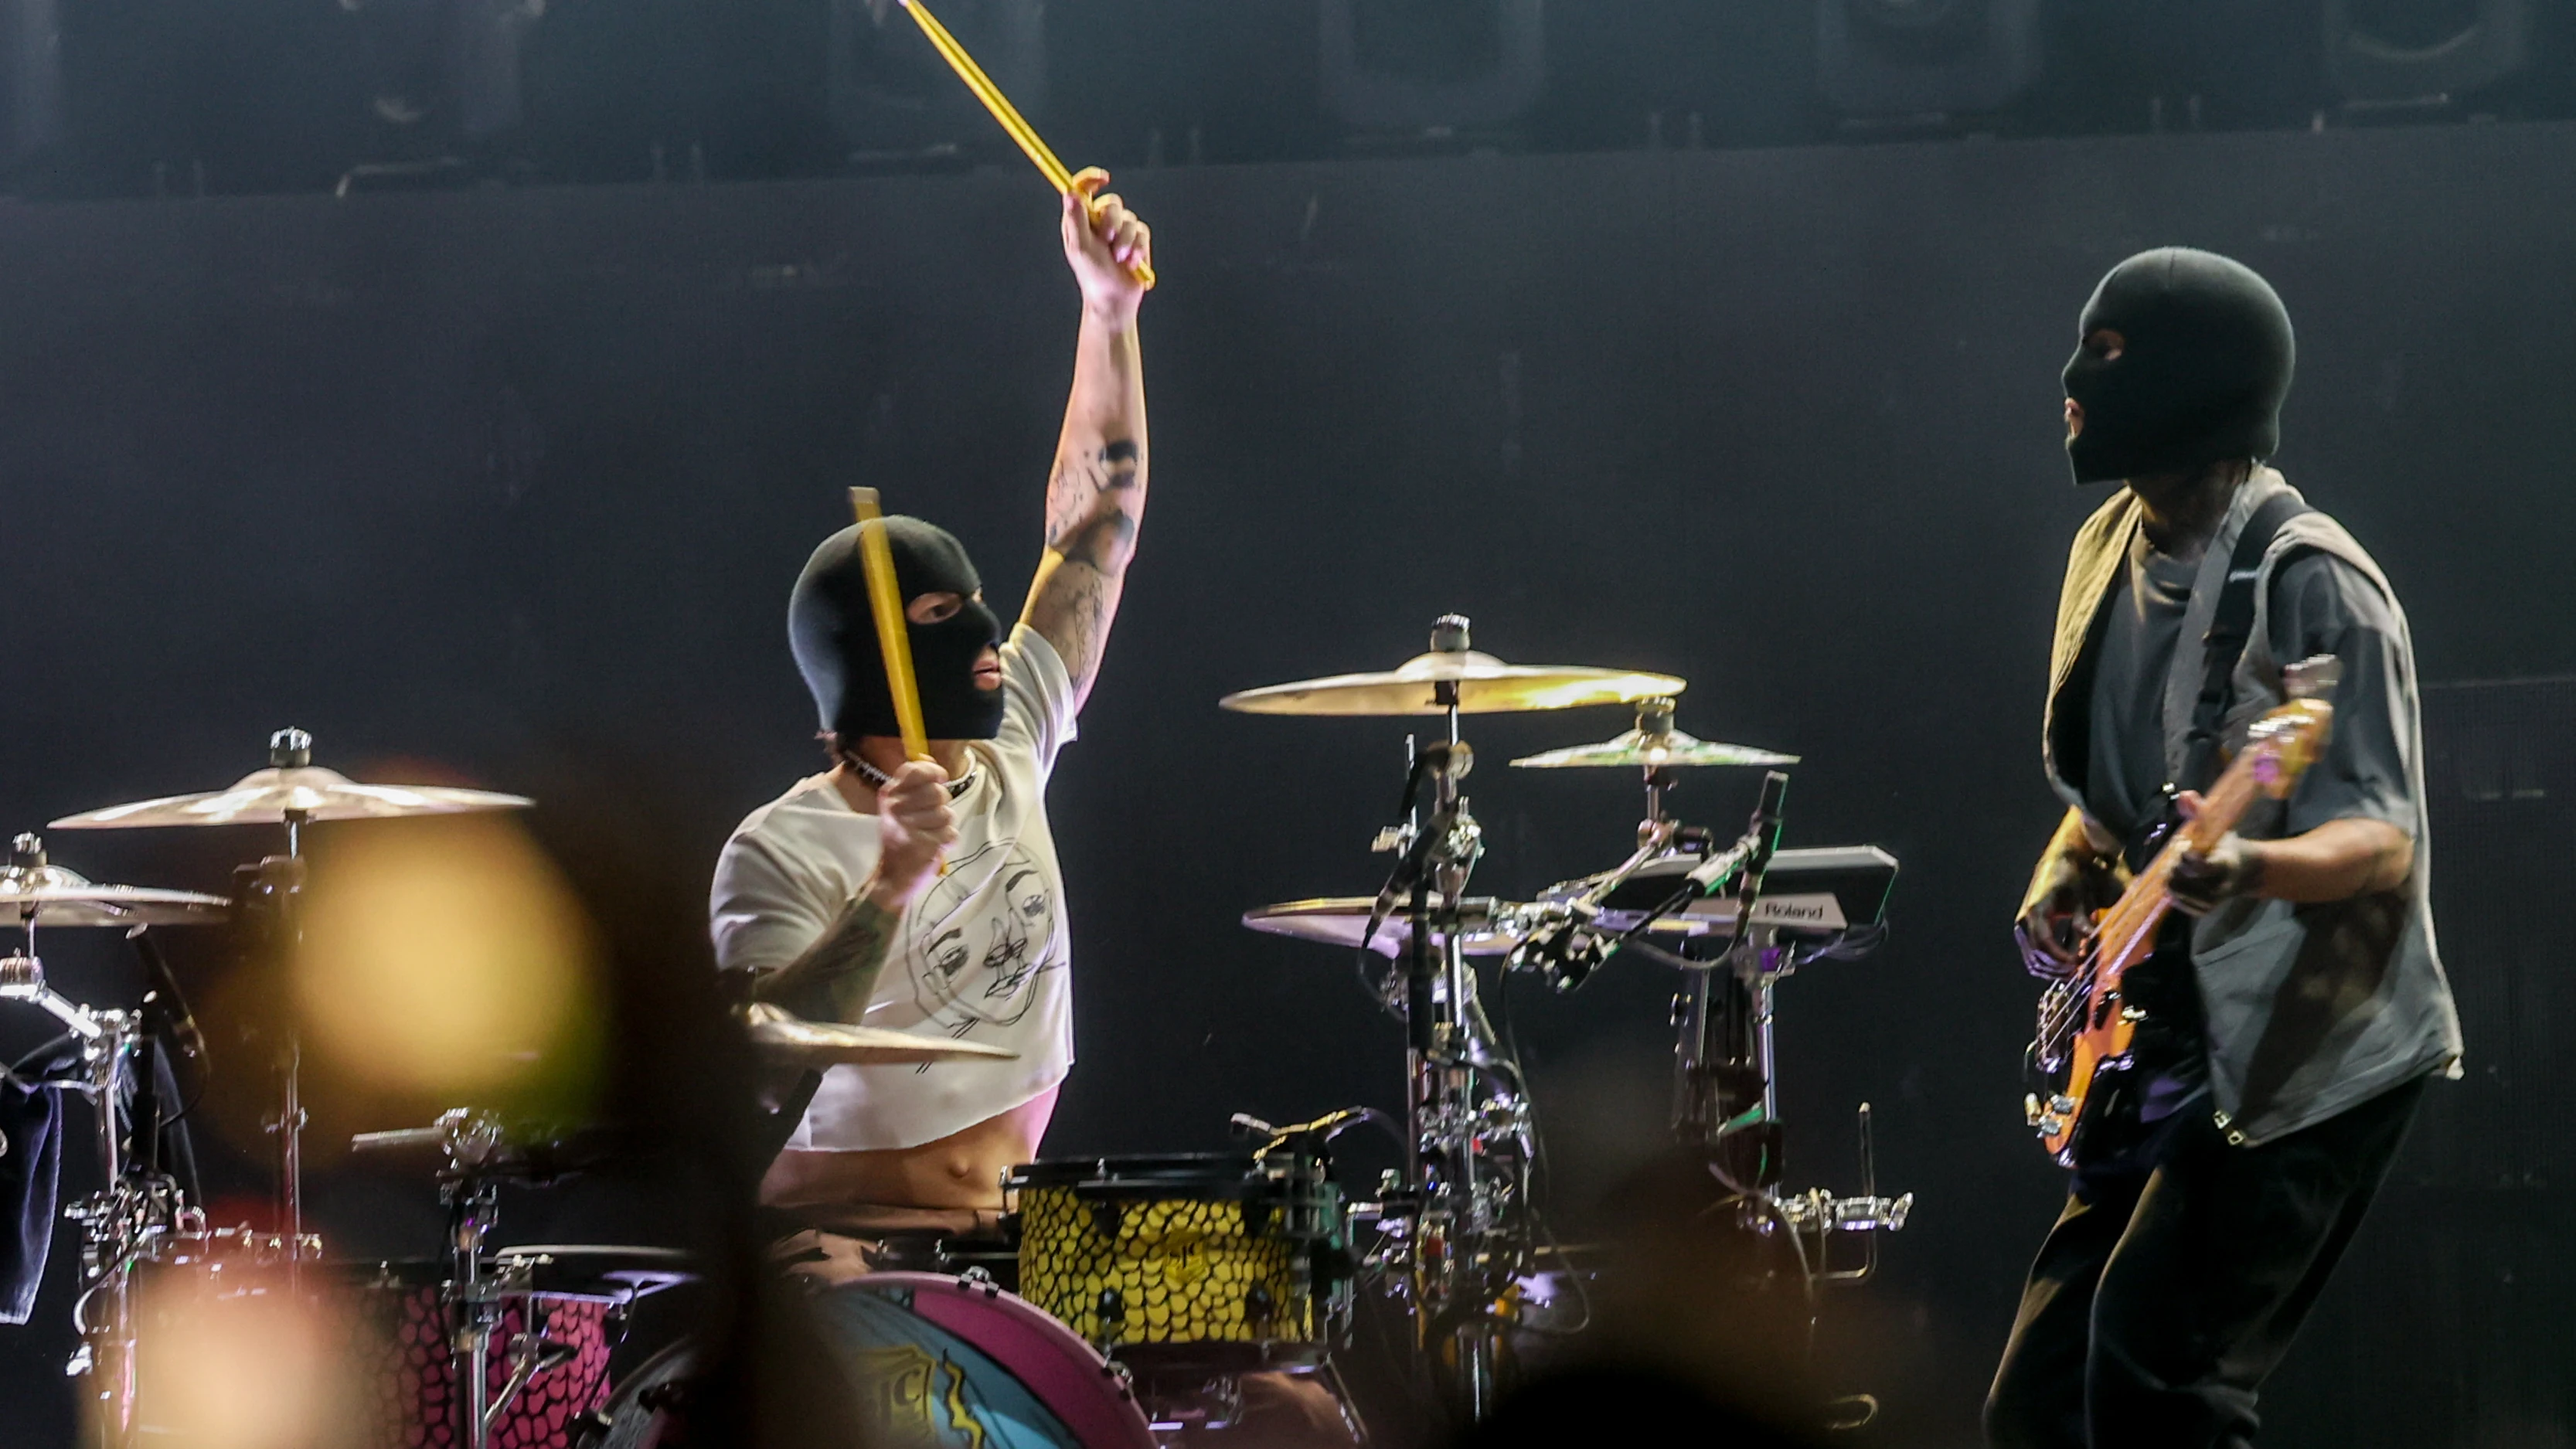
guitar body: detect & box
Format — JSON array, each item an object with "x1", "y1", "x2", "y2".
[
  {"x1": 2023, "y1": 661, "x2": 2340, "y2": 1167},
  {"x1": 2029, "y1": 969, "x2": 2140, "y2": 1165}
]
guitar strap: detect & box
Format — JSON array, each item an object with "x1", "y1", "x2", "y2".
[{"x1": 2177, "y1": 490, "x2": 2315, "y2": 795}]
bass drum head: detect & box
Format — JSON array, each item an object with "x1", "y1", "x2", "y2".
[
  {"x1": 813, "y1": 1272, "x2": 1155, "y2": 1449},
  {"x1": 588, "y1": 1339, "x2": 697, "y2": 1449}
]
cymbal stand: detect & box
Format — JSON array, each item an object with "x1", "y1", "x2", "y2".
[
  {"x1": 352, "y1": 1109, "x2": 562, "y2": 1449},
  {"x1": 1363, "y1": 616, "x2": 1531, "y2": 1426},
  {"x1": 246, "y1": 727, "x2": 318, "y2": 1287},
  {"x1": 2, "y1": 918, "x2": 165, "y2": 1446}
]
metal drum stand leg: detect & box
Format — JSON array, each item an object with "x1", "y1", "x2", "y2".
[
  {"x1": 1373, "y1": 617, "x2": 1531, "y2": 1426},
  {"x1": 0, "y1": 944, "x2": 146, "y2": 1447},
  {"x1": 353, "y1": 1109, "x2": 519, "y2": 1449}
]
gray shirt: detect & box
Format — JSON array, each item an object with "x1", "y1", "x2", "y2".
[
  {"x1": 2085, "y1": 537, "x2": 2417, "y2": 859},
  {"x1": 2081, "y1": 532, "x2": 2421, "y2": 1125},
  {"x1": 2043, "y1": 470, "x2": 2461, "y2": 1145}
]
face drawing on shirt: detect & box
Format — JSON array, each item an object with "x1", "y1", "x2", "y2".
[{"x1": 907, "y1": 842, "x2": 1060, "y2": 1033}]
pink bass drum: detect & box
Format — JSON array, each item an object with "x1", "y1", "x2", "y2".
[{"x1": 590, "y1": 1272, "x2": 1155, "y2": 1449}]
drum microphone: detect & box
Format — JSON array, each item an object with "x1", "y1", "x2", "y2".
[{"x1": 127, "y1": 927, "x2": 206, "y2": 1065}]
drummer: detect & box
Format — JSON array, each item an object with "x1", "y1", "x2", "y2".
[{"x1": 709, "y1": 175, "x2": 1151, "y2": 1226}]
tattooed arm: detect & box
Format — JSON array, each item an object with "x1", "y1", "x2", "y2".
[
  {"x1": 1023, "y1": 169, "x2": 1151, "y2": 711},
  {"x1": 747, "y1": 760, "x2": 956, "y2": 1022},
  {"x1": 751, "y1": 894, "x2": 899, "y2": 1022}
]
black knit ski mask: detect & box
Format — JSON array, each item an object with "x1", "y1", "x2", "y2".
[
  {"x1": 2063, "y1": 247, "x2": 2295, "y2": 486},
  {"x1": 790, "y1": 518, "x2": 1007, "y2": 743}
]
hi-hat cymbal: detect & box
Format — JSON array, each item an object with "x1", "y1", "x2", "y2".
[
  {"x1": 50, "y1": 728, "x2": 532, "y2": 831},
  {"x1": 1241, "y1": 896, "x2": 1526, "y2": 957},
  {"x1": 1510, "y1": 696, "x2": 1798, "y2": 770},
  {"x1": 1220, "y1": 614, "x2": 1684, "y2": 719},
  {"x1": 0, "y1": 836, "x2": 228, "y2": 927},
  {"x1": 741, "y1": 1003, "x2": 1021, "y2": 1067}
]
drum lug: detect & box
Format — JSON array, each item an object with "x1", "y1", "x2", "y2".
[
  {"x1": 1096, "y1": 1285, "x2": 1125, "y2": 1344},
  {"x1": 1088, "y1": 1199, "x2": 1125, "y2": 1242},
  {"x1": 956, "y1": 1265, "x2": 1002, "y2": 1298},
  {"x1": 1098, "y1": 1358, "x2": 1136, "y2": 1401}
]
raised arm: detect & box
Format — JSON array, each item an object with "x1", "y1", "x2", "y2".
[{"x1": 1021, "y1": 168, "x2": 1151, "y2": 711}]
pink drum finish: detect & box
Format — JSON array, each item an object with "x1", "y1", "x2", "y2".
[
  {"x1": 357, "y1": 1283, "x2": 614, "y2": 1449},
  {"x1": 830, "y1": 1272, "x2": 1158, "y2": 1449}
]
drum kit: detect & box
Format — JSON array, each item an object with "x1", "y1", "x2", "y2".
[
  {"x1": 1219, "y1": 614, "x2": 1911, "y2": 1426},
  {"x1": 2, "y1": 612, "x2": 1914, "y2": 1448},
  {"x1": 0, "y1": 727, "x2": 672, "y2": 1449}
]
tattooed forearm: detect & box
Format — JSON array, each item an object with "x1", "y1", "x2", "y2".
[
  {"x1": 753, "y1": 895, "x2": 898, "y2": 1024},
  {"x1": 1029, "y1": 440, "x2": 1142, "y2": 704},
  {"x1": 1044, "y1": 440, "x2": 1143, "y2": 559},
  {"x1": 1026, "y1": 546, "x2": 1125, "y2": 702},
  {"x1": 1026, "y1": 304, "x2": 1145, "y2": 710}
]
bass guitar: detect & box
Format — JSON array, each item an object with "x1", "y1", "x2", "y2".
[{"x1": 2024, "y1": 654, "x2": 2340, "y2": 1165}]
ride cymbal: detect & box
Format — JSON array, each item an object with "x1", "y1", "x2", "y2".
[
  {"x1": 50, "y1": 728, "x2": 532, "y2": 830},
  {"x1": 1220, "y1": 616, "x2": 1682, "y2": 718}
]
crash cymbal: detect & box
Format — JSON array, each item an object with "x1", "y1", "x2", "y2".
[
  {"x1": 49, "y1": 728, "x2": 533, "y2": 830},
  {"x1": 1510, "y1": 697, "x2": 1798, "y2": 770},
  {"x1": 1219, "y1": 614, "x2": 1683, "y2": 718},
  {"x1": 49, "y1": 769, "x2": 533, "y2": 830},
  {"x1": 1241, "y1": 896, "x2": 1526, "y2": 957},
  {"x1": 0, "y1": 835, "x2": 229, "y2": 927},
  {"x1": 740, "y1": 1003, "x2": 1021, "y2": 1067}
]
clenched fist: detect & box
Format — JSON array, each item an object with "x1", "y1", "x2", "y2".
[
  {"x1": 866, "y1": 760, "x2": 958, "y2": 910},
  {"x1": 1063, "y1": 167, "x2": 1152, "y2": 316}
]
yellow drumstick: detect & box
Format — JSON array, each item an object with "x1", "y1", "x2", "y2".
[
  {"x1": 847, "y1": 488, "x2": 946, "y2": 873},
  {"x1": 896, "y1": 0, "x2": 1156, "y2": 289},
  {"x1": 848, "y1": 488, "x2": 929, "y2": 764}
]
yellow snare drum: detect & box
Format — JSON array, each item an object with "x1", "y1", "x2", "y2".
[{"x1": 1007, "y1": 1154, "x2": 1349, "y2": 1373}]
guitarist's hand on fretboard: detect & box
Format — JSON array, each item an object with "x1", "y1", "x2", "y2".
[{"x1": 2167, "y1": 791, "x2": 2267, "y2": 915}]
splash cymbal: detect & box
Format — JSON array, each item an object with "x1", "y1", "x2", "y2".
[
  {"x1": 741, "y1": 1003, "x2": 1021, "y2": 1067},
  {"x1": 0, "y1": 836, "x2": 228, "y2": 926},
  {"x1": 1240, "y1": 896, "x2": 1526, "y2": 957},
  {"x1": 1510, "y1": 697, "x2": 1797, "y2": 770},
  {"x1": 1512, "y1": 728, "x2": 1798, "y2": 770}
]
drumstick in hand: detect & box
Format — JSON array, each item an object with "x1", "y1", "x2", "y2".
[{"x1": 894, "y1": 0, "x2": 1156, "y2": 289}]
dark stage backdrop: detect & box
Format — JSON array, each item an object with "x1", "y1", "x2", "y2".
[{"x1": 0, "y1": 120, "x2": 2569, "y2": 1446}]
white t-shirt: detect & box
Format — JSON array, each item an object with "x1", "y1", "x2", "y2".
[{"x1": 710, "y1": 625, "x2": 1079, "y2": 1151}]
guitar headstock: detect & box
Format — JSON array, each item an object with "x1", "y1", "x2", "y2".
[{"x1": 2244, "y1": 654, "x2": 2339, "y2": 799}]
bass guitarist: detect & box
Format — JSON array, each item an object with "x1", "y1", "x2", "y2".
[{"x1": 1984, "y1": 247, "x2": 2462, "y2": 1449}]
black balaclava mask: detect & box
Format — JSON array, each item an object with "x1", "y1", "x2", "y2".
[
  {"x1": 2062, "y1": 247, "x2": 2295, "y2": 486},
  {"x1": 790, "y1": 517, "x2": 1007, "y2": 743}
]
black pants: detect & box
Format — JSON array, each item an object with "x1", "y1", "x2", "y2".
[{"x1": 1983, "y1": 1076, "x2": 2425, "y2": 1449}]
